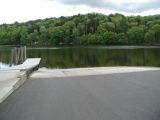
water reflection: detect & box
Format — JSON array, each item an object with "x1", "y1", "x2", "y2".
[
  {"x1": 27, "y1": 47, "x2": 160, "y2": 68},
  {"x1": 1, "y1": 46, "x2": 160, "y2": 68},
  {"x1": 0, "y1": 47, "x2": 11, "y2": 65}
]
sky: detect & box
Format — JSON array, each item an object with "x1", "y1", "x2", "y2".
[{"x1": 0, "y1": 0, "x2": 160, "y2": 24}]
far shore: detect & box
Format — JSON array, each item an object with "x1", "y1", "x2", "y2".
[{"x1": 1, "y1": 45, "x2": 160, "y2": 49}]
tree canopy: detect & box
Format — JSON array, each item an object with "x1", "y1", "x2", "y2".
[{"x1": 0, "y1": 13, "x2": 160, "y2": 46}]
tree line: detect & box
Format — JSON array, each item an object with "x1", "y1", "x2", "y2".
[{"x1": 0, "y1": 13, "x2": 160, "y2": 46}]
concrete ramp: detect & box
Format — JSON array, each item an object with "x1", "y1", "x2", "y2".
[{"x1": 31, "y1": 67, "x2": 160, "y2": 78}]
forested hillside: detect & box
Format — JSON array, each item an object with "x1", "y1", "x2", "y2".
[{"x1": 0, "y1": 13, "x2": 160, "y2": 46}]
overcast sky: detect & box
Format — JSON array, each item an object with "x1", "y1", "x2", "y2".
[{"x1": 0, "y1": 0, "x2": 160, "y2": 24}]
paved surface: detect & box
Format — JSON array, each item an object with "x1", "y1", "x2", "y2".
[{"x1": 1, "y1": 71, "x2": 160, "y2": 120}]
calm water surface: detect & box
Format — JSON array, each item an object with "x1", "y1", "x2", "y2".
[{"x1": 0, "y1": 46, "x2": 160, "y2": 68}]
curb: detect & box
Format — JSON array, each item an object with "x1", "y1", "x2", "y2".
[
  {"x1": 0, "y1": 58, "x2": 41, "y2": 103},
  {"x1": 0, "y1": 71, "x2": 27, "y2": 103},
  {"x1": 13, "y1": 71, "x2": 27, "y2": 90}
]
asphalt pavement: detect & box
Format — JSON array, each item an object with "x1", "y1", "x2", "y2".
[{"x1": 1, "y1": 70, "x2": 160, "y2": 120}]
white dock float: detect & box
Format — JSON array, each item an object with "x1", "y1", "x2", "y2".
[{"x1": 1, "y1": 58, "x2": 41, "y2": 71}]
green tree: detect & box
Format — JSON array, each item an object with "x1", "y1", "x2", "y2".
[
  {"x1": 144, "y1": 30, "x2": 155, "y2": 44},
  {"x1": 127, "y1": 26, "x2": 145, "y2": 44},
  {"x1": 0, "y1": 13, "x2": 159, "y2": 46},
  {"x1": 151, "y1": 24, "x2": 160, "y2": 43}
]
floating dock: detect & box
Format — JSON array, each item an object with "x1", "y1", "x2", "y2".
[{"x1": 1, "y1": 58, "x2": 41, "y2": 71}]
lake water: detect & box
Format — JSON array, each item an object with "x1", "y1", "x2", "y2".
[{"x1": 1, "y1": 46, "x2": 160, "y2": 68}]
